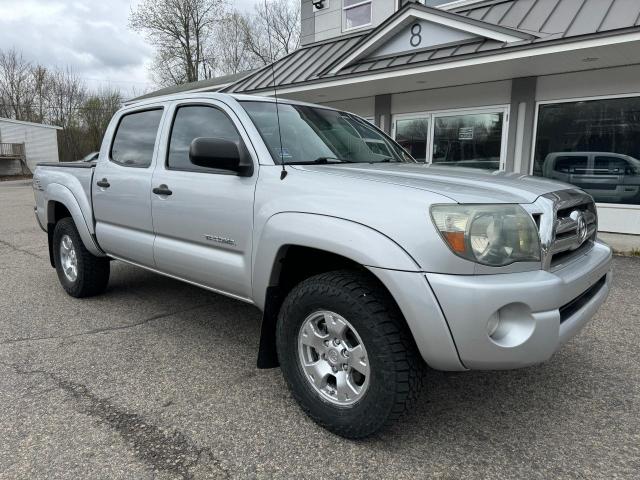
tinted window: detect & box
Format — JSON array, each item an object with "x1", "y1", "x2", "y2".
[
  {"x1": 168, "y1": 106, "x2": 241, "y2": 171},
  {"x1": 554, "y1": 156, "x2": 588, "y2": 173},
  {"x1": 594, "y1": 156, "x2": 630, "y2": 174},
  {"x1": 111, "y1": 109, "x2": 163, "y2": 167}
]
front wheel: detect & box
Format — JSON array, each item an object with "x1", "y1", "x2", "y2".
[
  {"x1": 52, "y1": 217, "x2": 110, "y2": 298},
  {"x1": 276, "y1": 270, "x2": 424, "y2": 438}
]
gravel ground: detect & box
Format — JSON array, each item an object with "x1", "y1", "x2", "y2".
[{"x1": 0, "y1": 182, "x2": 638, "y2": 479}]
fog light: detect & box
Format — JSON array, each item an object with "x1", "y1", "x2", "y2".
[
  {"x1": 487, "y1": 303, "x2": 535, "y2": 348},
  {"x1": 487, "y1": 312, "x2": 500, "y2": 337}
]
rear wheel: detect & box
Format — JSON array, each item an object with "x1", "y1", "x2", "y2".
[
  {"x1": 276, "y1": 270, "x2": 424, "y2": 438},
  {"x1": 53, "y1": 218, "x2": 110, "y2": 298}
]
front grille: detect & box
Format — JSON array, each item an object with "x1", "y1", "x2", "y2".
[
  {"x1": 559, "y1": 275, "x2": 607, "y2": 323},
  {"x1": 533, "y1": 189, "x2": 599, "y2": 270}
]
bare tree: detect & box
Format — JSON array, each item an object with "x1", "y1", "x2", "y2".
[
  {"x1": 243, "y1": 0, "x2": 300, "y2": 66},
  {"x1": 214, "y1": 11, "x2": 254, "y2": 76},
  {"x1": 0, "y1": 48, "x2": 38, "y2": 121},
  {"x1": 31, "y1": 65, "x2": 49, "y2": 123},
  {"x1": 130, "y1": 0, "x2": 225, "y2": 87},
  {"x1": 81, "y1": 88, "x2": 123, "y2": 152},
  {"x1": 0, "y1": 48, "x2": 125, "y2": 163},
  {"x1": 48, "y1": 68, "x2": 87, "y2": 161}
]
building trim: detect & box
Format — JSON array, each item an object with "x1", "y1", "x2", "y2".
[
  {"x1": 440, "y1": 0, "x2": 492, "y2": 11},
  {"x1": 250, "y1": 30, "x2": 640, "y2": 96},
  {"x1": 327, "y1": 3, "x2": 535, "y2": 74}
]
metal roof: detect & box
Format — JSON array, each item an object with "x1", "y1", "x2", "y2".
[
  {"x1": 454, "y1": 0, "x2": 640, "y2": 37},
  {"x1": 126, "y1": 70, "x2": 257, "y2": 103},
  {"x1": 225, "y1": 0, "x2": 640, "y2": 94}
]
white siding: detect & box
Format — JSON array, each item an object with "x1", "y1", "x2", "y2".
[
  {"x1": 320, "y1": 96, "x2": 375, "y2": 118},
  {"x1": 391, "y1": 80, "x2": 512, "y2": 114},
  {"x1": 0, "y1": 119, "x2": 59, "y2": 175},
  {"x1": 536, "y1": 64, "x2": 640, "y2": 102},
  {"x1": 308, "y1": 0, "x2": 397, "y2": 44}
]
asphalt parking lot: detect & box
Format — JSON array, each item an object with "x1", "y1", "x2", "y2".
[{"x1": 1, "y1": 180, "x2": 638, "y2": 479}]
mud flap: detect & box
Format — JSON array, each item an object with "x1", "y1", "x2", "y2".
[{"x1": 257, "y1": 286, "x2": 282, "y2": 369}]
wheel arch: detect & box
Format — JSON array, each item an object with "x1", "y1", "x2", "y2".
[
  {"x1": 45, "y1": 184, "x2": 104, "y2": 264},
  {"x1": 252, "y1": 212, "x2": 422, "y2": 369}
]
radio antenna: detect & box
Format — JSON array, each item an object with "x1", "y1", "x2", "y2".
[{"x1": 264, "y1": 0, "x2": 287, "y2": 180}]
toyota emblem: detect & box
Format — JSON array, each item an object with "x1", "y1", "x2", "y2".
[{"x1": 571, "y1": 210, "x2": 588, "y2": 244}]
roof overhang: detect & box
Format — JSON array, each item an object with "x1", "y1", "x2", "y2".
[
  {"x1": 326, "y1": 4, "x2": 536, "y2": 75},
  {"x1": 265, "y1": 29, "x2": 640, "y2": 103}
]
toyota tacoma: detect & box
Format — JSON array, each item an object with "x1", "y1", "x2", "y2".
[{"x1": 33, "y1": 93, "x2": 612, "y2": 438}]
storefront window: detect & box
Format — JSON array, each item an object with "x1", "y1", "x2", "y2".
[
  {"x1": 533, "y1": 97, "x2": 640, "y2": 205},
  {"x1": 395, "y1": 118, "x2": 429, "y2": 162},
  {"x1": 344, "y1": 0, "x2": 372, "y2": 30},
  {"x1": 432, "y1": 112, "x2": 503, "y2": 170}
]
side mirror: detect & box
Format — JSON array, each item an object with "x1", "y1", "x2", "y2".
[{"x1": 189, "y1": 137, "x2": 253, "y2": 176}]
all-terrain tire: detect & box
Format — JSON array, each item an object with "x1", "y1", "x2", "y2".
[
  {"x1": 276, "y1": 269, "x2": 424, "y2": 439},
  {"x1": 52, "y1": 217, "x2": 110, "y2": 298}
]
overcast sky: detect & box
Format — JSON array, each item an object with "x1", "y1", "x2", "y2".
[{"x1": 0, "y1": 0, "x2": 259, "y2": 96}]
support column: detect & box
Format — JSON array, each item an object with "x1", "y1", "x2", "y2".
[
  {"x1": 374, "y1": 94, "x2": 392, "y2": 134},
  {"x1": 506, "y1": 77, "x2": 537, "y2": 174}
]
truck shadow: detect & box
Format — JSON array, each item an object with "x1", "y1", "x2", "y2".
[{"x1": 103, "y1": 261, "x2": 607, "y2": 449}]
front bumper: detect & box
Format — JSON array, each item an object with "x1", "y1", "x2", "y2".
[{"x1": 426, "y1": 241, "x2": 612, "y2": 370}]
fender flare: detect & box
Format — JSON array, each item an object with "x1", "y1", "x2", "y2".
[
  {"x1": 45, "y1": 183, "x2": 105, "y2": 258},
  {"x1": 252, "y1": 212, "x2": 435, "y2": 369},
  {"x1": 252, "y1": 212, "x2": 421, "y2": 309}
]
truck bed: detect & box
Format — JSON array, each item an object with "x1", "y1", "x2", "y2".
[{"x1": 33, "y1": 161, "x2": 96, "y2": 236}]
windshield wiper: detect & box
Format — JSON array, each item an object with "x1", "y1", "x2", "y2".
[{"x1": 287, "y1": 156, "x2": 352, "y2": 165}]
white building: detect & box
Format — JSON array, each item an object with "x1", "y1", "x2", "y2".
[
  {"x1": 0, "y1": 118, "x2": 61, "y2": 176},
  {"x1": 131, "y1": 0, "x2": 640, "y2": 236}
]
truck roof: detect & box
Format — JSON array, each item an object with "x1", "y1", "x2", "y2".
[{"x1": 121, "y1": 91, "x2": 336, "y2": 112}]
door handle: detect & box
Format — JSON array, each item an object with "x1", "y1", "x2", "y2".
[
  {"x1": 96, "y1": 178, "x2": 110, "y2": 188},
  {"x1": 152, "y1": 184, "x2": 172, "y2": 196}
]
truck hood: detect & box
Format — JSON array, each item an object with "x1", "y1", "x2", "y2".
[{"x1": 294, "y1": 163, "x2": 574, "y2": 204}]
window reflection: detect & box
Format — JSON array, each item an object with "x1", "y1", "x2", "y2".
[
  {"x1": 534, "y1": 97, "x2": 640, "y2": 205},
  {"x1": 395, "y1": 118, "x2": 429, "y2": 162},
  {"x1": 168, "y1": 106, "x2": 240, "y2": 171},
  {"x1": 432, "y1": 113, "x2": 503, "y2": 170},
  {"x1": 111, "y1": 109, "x2": 163, "y2": 168}
]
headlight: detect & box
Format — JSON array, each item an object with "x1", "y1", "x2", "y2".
[{"x1": 430, "y1": 204, "x2": 541, "y2": 267}]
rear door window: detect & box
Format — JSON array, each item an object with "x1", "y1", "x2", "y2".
[
  {"x1": 110, "y1": 109, "x2": 163, "y2": 167},
  {"x1": 554, "y1": 155, "x2": 588, "y2": 173}
]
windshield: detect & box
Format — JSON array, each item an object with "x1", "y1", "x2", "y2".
[{"x1": 240, "y1": 101, "x2": 414, "y2": 164}]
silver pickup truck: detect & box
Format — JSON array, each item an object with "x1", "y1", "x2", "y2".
[{"x1": 33, "y1": 93, "x2": 612, "y2": 438}]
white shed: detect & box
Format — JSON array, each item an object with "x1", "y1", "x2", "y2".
[{"x1": 0, "y1": 118, "x2": 61, "y2": 175}]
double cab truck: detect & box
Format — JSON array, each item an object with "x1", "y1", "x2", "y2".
[{"x1": 33, "y1": 93, "x2": 612, "y2": 438}]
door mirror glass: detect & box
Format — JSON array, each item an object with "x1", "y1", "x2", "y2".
[{"x1": 189, "y1": 137, "x2": 253, "y2": 176}]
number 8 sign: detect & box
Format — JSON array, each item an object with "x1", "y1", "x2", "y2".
[{"x1": 410, "y1": 23, "x2": 422, "y2": 47}]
